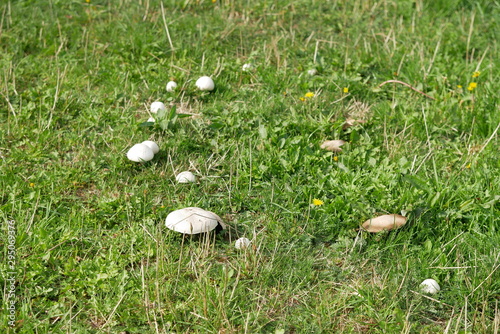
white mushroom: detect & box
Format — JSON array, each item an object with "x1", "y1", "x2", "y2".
[
  {"x1": 307, "y1": 69, "x2": 318, "y2": 76},
  {"x1": 420, "y1": 279, "x2": 440, "y2": 294},
  {"x1": 151, "y1": 101, "x2": 167, "y2": 114},
  {"x1": 141, "y1": 141, "x2": 160, "y2": 154},
  {"x1": 361, "y1": 214, "x2": 407, "y2": 233},
  {"x1": 242, "y1": 63, "x2": 253, "y2": 71},
  {"x1": 165, "y1": 207, "x2": 226, "y2": 234},
  {"x1": 195, "y1": 76, "x2": 215, "y2": 91},
  {"x1": 166, "y1": 81, "x2": 178, "y2": 92},
  {"x1": 320, "y1": 140, "x2": 346, "y2": 153},
  {"x1": 126, "y1": 143, "x2": 154, "y2": 162},
  {"x1": 235, "y1": 237, "x2": 251, "y2": 250},
  {"x1": 176, "y1": 171, "x2": 196, "y2": 183}
]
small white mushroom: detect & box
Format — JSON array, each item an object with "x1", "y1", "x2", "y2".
[
  {"x1": 361, "y1": 214, "x2": 407, "y2": 233},
  {"x1": 195, "y1": 76, "x2": 215, "y2": 91},
  {"x1": 166, "y1": 81, "x2": 178, "y2": 92},
  {"x1": 307, "y1": 69, "x2": 318, "y2": 76},
  {"x1": 242, "y1": 63, "x2": 253, "y2": 71},
  {"x1": 420, "y1": 279, "x2": 440, "y2": 294},
  {"x1": 126, "y1": 143, "x2": 154, "y2": 162},
  {"x1": 235, "y1": 237, "x2": 251, "y2": 250},
  {"x1": 320, "y1": 140, "x2": 346, "y2": 153},
  {"x1": 151, "y1": 101, "x2": 167, "y2": 114},
  {"x1": 165, "y1": 207, "x2": 226, "y2": 234},
  {"x1": 176, "y1": 171, "x2": 196, "y2": 183},
  {"x1": 141, "y1": 141, "x2": 160, "y2": 154}
]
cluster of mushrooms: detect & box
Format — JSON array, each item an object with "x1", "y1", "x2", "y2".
[{"x1": 125, "y1": 71, "x2": 440, "y2": 291}]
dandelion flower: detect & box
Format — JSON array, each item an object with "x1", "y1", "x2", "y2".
[
  {"x1": 467, "y1": 82, "x2": 477, "y2": 91},
  {"x1": 472, "y1": 71, "x2": 480, "y2": 78},
  {"x1": 305, "y1": 92, "x2": 315, "y2": 98},
  {"x1": 299, "y1": 97, "x2": 306, "y2": 101},
  {"x1": 333, "y1": 156, "x2": 338, "y2": 162},
  {"x1": 29, "y1": 183, "x2": 35, "y2": 187},
  {"x1": 312, "y1": 198, "x2": 324, "y2": 206},
  {"x1": 343, "y1": 87, "x2": 349, "y2": 93},
  {"x1": 457, "y1": 85, "x2": 462, "y2": 89}
]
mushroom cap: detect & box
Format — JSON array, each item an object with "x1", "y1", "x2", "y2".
[
  {"x1": 361, "y1": 214, "x2": 407, "y2": 233},
  {"x1": 141, "y1": 140, "x2": 160, "y2": 154},
  {"x1": 151, "y1": 101, "x2": 167, "y2": 113},
  {"x1": 235, "y1": 237, "x2": 251, "y2": 250},
  {"x1": 166, "y1": 81, "x2": 178, "y2": 92},
  {"x1": 126, "y1": 143, "x2": 154, "y2": 162},
  {"x1": 176, "y1": 171, "x2": 196, "y2": 183},
  {"x1": 420, "y1": 279, "x2": 440, "y2": 294},
  {"x1": 195, "y1": 76, "x2": 215, "y2": 91},
  {"x1": 307, "y1": 69, "x2": 318, "y2": 76},
  {"x1": 165, "y1": 207, "x2": 226, "y2": 234},
  {"x1": 320, "y1": 140, "x2": 346, "y2": 152}
]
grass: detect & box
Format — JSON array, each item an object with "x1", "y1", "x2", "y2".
[{"x1": 1, "y1": 0, "x2": 499, "y2": 332}]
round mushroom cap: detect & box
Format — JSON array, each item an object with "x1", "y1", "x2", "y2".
[
  {"x1": 127, "y1": 143, "x2": 154, "y2": 162},
  {"x1": 235, "y1": 237, "x2": 251, "y2": 249},
  {"x1": 166, "y1": 81, "x2": 178, "y2": 92},
  {"x1": 420, "y1": 279, "x2": 440, "y2": 294},
  {"x1": 165, "y1": 207, "x2": 226, "y2": 234},
  {"x1": 176, "y1": 171, "x2": 196, "y2": 183},
  {"x1": 151, "y1": 101, "x2": 167, "y2": 113},
  {"x1": 141, "y1": 140, "x2": 160, "y2": 154},
  {"x1": 361, "y1": 214, "x2": 407, "y2": 233},
  {"x1": 195, "y1": 76, "x2": 215, "y2": 91}
]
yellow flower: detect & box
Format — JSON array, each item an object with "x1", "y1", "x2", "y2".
[
  {"x1": 299, "y1": 97, "x2": 306, "y2": 101},
  {"x1": 333, "y1": 156, "x2": 338, "y2": 162},
  {"x1": 472, "y1": 71, "x2": 480, "y2": 78},
  {"x1": 343, "y1": 87, "x2": 349, "y2": 93},
  {"x1": 467, "y1": 82, "x2": 477, "y2": 91},
  {"x1": 466, "y1": 164, "x2": 471, "y2": 169},
  {"x1": 29, "y1": 183, "x2": 35, "y2": 187},
  {"x1": 305, "y1": 92, "x2": 315, "y2": 98},
  {"x1": 312, "y1": 198, "x2": 324, "y2": 206},
  {"x1": 457, "y1": 85, "x2": 462, "y2": 89}
]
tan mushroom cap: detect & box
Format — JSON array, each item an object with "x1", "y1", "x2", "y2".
[
  {"x1": 320, "y1": 140, "x2": 346, "y2": 152},
  {"x1": 361, "y1": 214, "x2": 407, "y2": 233},
  {"x1": 165, "y1": 207, "x2": 226, "y2": 234}
]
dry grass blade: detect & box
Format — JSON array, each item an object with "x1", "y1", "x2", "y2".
[{"x1": 379, "y1": 80, "x2": 435, "y2": 100}]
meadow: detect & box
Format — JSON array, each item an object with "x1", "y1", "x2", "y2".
[{"x1": 1, "y1": 0, "x2": 499, "y2": 332}]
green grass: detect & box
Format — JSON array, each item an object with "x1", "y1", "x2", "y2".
[{"x1": 1, "y1": 0, "x2": 499, "y2": 332}]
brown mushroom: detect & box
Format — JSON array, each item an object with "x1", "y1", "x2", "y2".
[
  {"x1": 320, "y1": 140, "x2": 346, "y2": 152},
  {"x1": 361, "y1": 214, "x2": 407, "y2": 233}
]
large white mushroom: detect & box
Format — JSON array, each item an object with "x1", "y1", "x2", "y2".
[
  {"x1": 126, "y1": 143, "x2": 154, "y2": 162},
  {"x1": 151, "y1": 101, "x2": 167, "y2": 114},
  {"x1": 141, "y1": 140, "x2": 160, "y2": 154},
  {"x1": 420, "y1": 279, "x2": 440, "y2": 294},
  {"x1": 195, "y1": 76, "x2": 215, "y2": 91},
  {"x1": 165, "y1": 207, "x2": 226, "y2": 234}
]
